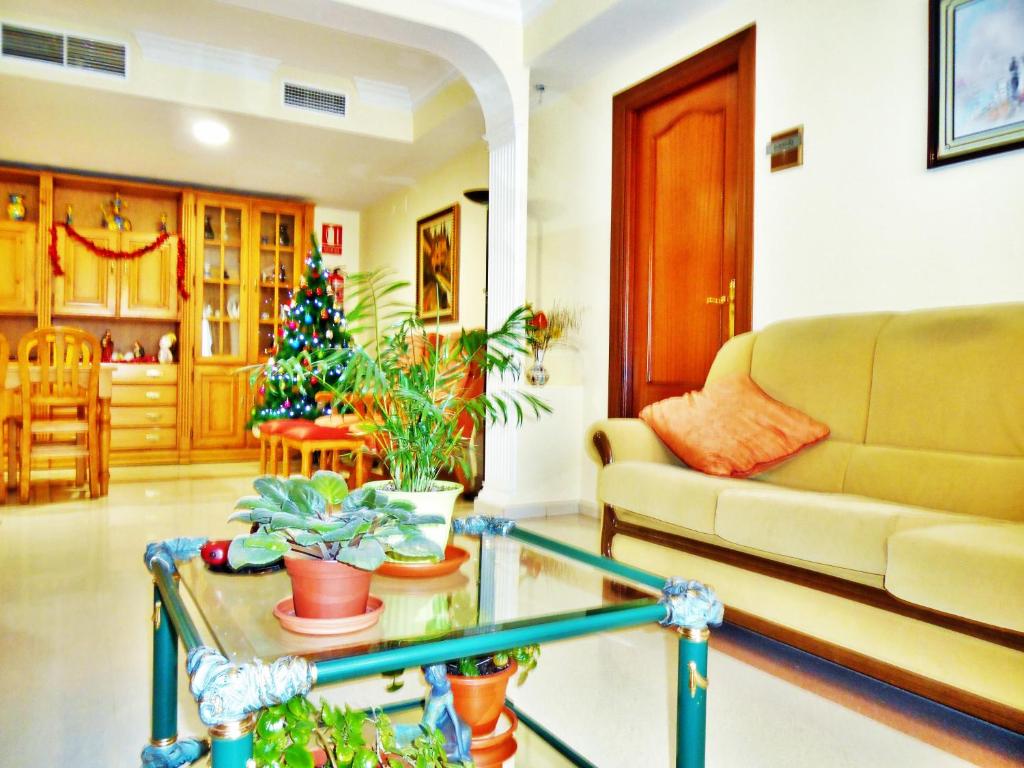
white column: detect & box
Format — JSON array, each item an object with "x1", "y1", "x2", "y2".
[{"x1": 476, "y1": 124, "x2": 529, "y2": 514}]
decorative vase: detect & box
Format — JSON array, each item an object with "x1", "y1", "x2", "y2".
[
  {"x1": 284, "y1": 556, "x2": 372, "y2": 619},
  {"x1": 526, "y1": 347, "x2": 549, "y2": 386},
  {"x1": 362, "y1": 479, "x2": 462, "y2": 553},
  {"x1": 7, "y1": 193, "x2": 26, "y2": 221},
  {"x1": 449, "y1": 660, "x2": 517, "y2": 736},
  {"x1": 203, "y1": 215, "x2": 215, "y2": 240}
]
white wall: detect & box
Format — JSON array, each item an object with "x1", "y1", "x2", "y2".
[
  {"x1": 313, "y1": 207, "x2": 360, "y2": 273},
  {"x1": 360, "y1": 143, "x2": 489, "y2": 331},
  {"x1": 526, "y1": 0, "x2": 1024, "y2": 506}
]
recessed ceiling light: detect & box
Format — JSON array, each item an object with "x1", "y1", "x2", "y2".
[{"x1": 192, "y1": 119, "x2": 230, "y2": 146}]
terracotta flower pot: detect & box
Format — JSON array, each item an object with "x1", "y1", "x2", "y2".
[
  {"x1": 449, "y1": 660, "x2": 517, "y2": 736},
  {"x1": 284, "y1": 556, "x2": 372, "y2": 619}
]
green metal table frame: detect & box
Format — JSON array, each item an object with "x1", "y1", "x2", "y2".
[{"x1": 140, "y1": 519, "x2": 722, "y2": 768}]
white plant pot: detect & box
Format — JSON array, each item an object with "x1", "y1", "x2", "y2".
[{"x1": 362, "y1": 479, "x2": 462, "y2": 555}]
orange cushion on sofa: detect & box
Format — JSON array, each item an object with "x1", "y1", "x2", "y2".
[{"x1": 639, "y1": 373, "x2": 830, "y2": 478}]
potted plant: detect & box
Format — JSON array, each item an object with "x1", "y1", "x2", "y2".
[
  {"x1": 278, "y1": 270, "x2": 550, "y2": 550},
  {"x1": 446, "y1": 646, "x2": 540, "y2": 736},
  {"x1": 228, "y1": 472, "x2": 445, "y2": 618},
  {"x1": 253, "y1": 694, "x2": 454, "y2": 768}
]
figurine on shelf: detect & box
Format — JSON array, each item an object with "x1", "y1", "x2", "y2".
[
  {"x1": 158, "y1": 213, "x2": 168, "y2": 234},
  {"x1": 227, "y1": 298, "x2": 240, "y2": 319},
  {"x1": 223, "y1": 268, "x2": 230, "y2": 280},
  {"x1": 100, "y1": 192, "x2": 132, "y2": 231},
  {"x1": 279, "y1": 263, "x2": 287, "y2": 281},
  {"x1": 132, "y1": 340, "x2": 145, "y2": 359},
  {"x1": 204, "y1": 215, "x2": 215, "y2": 240},
  {"x1": 278, "y1": 223, "x2": 290, "y2": 246},
  {"x1": 7, "y1": 193, "x2": 26, "y2": 221},
  {"x1": 158, "y1": 332, "x2": 176, "y2": 364},
  {"x1": 100, "y1": 330, "x2": 114, "y2": 363},
  {"x1": 65, "y1": 204, "x2": 73, "y2": 226}
]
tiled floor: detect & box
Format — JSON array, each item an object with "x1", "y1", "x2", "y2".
[{"x1": 0, "y1": 464, "x2": 1020, "y2": 766}]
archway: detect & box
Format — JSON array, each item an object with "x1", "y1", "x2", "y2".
[{"x1": 223, "y1": 0, "x2": 531, "y2": 511}]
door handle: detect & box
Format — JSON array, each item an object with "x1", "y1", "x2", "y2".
[{"x1": 706, "y1": 279, "x2": 737, "y2": 339}]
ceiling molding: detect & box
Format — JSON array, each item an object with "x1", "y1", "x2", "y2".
[
  {"x1": 431, "y1": 0, "x2": 521, "y2": 22},
  {"x1": 134, "y1": 30, "x2": 280, "y2": 82},
  {"x1": 522, "y1": 0, "x2": 555, "y2": 23},
  {"x1": 353, "y1": 76, "x2": 412, "y2": 112},
  {"x1": 412, "y1": 67, "x2": 462, "y2": 108}
]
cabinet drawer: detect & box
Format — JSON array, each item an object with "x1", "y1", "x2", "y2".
[
  {"x1": 110, "y1": 364, "x2": 178, "y2": 384},
  {"x1": 111, "y1": 426, "x2": 177, "y2": 451},
  {"x1": 111, "y1": 384, "x2": 178, "y2": 406},
  {"x1": 110, "y1": 406, "x2": 177, "y2": 428}
]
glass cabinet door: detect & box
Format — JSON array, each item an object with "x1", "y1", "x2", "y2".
[
  {"x1": 197, "y1": 201, "x2": 247, "y2": 361},
  {"x1": 254, "y1": 208, "x2": 301, "y2": 362}
]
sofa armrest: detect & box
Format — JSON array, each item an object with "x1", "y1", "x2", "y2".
[{"x1": 586, "y1": 418, "x2": 681, "y2": 467}]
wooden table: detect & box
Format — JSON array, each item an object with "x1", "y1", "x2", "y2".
[{"x1": 4, "y1": 364, "x2": 114, "y2": 496}]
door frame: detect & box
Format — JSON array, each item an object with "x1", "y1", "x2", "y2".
[{"x1": 608, "y1": 26, "x2": 756, "y2": 417}]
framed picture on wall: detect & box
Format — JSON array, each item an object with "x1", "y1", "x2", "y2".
[
  {"x1": 416, "y1": 203, "x2": 460, "y2": 322},
  {"x1": 928, "y1": 0, "x2": 1024, "y2": 167}
]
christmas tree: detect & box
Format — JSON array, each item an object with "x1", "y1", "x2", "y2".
[{"x1": 250, "y1": 235, "x2": 350, "y2": 424}]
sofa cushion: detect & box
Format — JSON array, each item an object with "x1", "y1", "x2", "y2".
[
  {"x1": 714, "y1": 487, "x2": 964, "y2": 575},
  {"x1": 639, "y1": 373, "x2": 829, "y2": 478},
  {"x1": 599, "y1": 461, "x2": 748, "y2": 534},
  {"x1": 886, "y1": 523, "x2": 1024, "y2": 633}
]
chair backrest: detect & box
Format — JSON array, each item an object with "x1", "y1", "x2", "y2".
[
  {"x1": 0, "y1": 333, "x2": 8, "y2": 419},
  {"x1": 18, "y1": 326, "x2": 101, "y2": 413}
]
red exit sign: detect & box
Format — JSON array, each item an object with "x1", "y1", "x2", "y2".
[{"x1": 321, "y1": 223, "x2": 343, "y2": 255}]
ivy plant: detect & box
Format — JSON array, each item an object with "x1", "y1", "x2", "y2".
[{"x1": 253, "y1": 695, "x2": 454, "y2": 768}]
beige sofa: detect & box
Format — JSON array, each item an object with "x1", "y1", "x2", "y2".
[{"x1": 588, "y1": 303, "x2": 1024, "y2": 730}]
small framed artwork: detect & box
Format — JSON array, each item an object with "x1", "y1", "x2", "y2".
[
  {"x1": 928, "y1": 0, "x2": 1024, "y2": 168},
  {"x1": 416, "y1": 203, "x2": 460, "y2": 322}
]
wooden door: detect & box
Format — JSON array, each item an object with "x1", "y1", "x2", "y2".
[
  {"x1": 120, "y1": 233, "x2": 178, "y2": 319},
  {"x1": 52, "y1": 227, "x2": 119, "y2": 316},
  {"x1": 609, "y1": 28, "x2": 754, "y2": 417},
  {"x1": 0, "y1": 221, "x2": 36, "y2": 314},
  {"x1": 192, "y1": 365, "x2": 246, "y2": 449}
]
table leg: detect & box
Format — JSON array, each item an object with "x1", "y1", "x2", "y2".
[
  {"x1": 210, "y1": 714, "x2": 256, "y2": 767},
  {"x1": 153, "y1": 585, "x2": 178, "y2": 744},
  {"x1": 99, "y1": 398, "x2": 111, "y2": 495},
  {"x1": 676, "y1": 627, "x2": 710, "y2": 768}
]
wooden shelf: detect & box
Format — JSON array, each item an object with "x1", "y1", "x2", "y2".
[
  {"x1": 202, "y1": 238, "x2": 242, "y2": 248},
  {"x1": 202, "y1": 316, "x2": 241, "y2": 323},
  {"x1": 258, "y1": 319, "x2": 279, "y2": 326},
  {"x1": 259, "y1": 281, "x2": 290, "y2": 289},
  {"x1": 203, "y1": 278, "x2": 241, "y2": 286}
]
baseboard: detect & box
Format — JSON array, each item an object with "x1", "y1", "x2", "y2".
[{"x1": 473, "y1": 498, "x2": 591, "y2": 520}]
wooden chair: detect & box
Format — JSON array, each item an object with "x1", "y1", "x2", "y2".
[
  {"x1": 0, "y1": 333, "x2": 9, "y2": 503},
  {"x1": 17, "y1": 327, "x2": 101, "y2": 503},
  {"x1": 257, "y1": 418, "x2": 310, "y2": 475}
]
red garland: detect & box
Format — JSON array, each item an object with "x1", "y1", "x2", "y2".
[{"x1": 49, "y1": 223, "x2": 189, "y2": 300}]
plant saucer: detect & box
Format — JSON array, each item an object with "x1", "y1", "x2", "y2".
[
  {"x1": 471, "y1": 706, "x2": 519, "y2": 752},
  {"x1": 376, "y1": 545, "x2": 470, "y2": 579},
  {"x1": 273, "y1": 595, "x2": 384, "y2": 636}
]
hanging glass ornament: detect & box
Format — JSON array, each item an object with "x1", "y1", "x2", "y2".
[{"x1": 321, "y1": 309, "x2": 328, "y2": 320}]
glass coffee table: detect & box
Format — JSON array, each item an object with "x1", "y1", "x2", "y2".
[{"x1": 141, "y1": 518, "x2": 722, "y2": 768}]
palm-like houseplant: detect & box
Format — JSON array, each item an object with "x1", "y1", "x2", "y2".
[{"x1": 276, "y1": 270, "x2": 550, "y2": 546}]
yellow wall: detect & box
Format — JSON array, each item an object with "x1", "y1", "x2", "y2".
[
  {"x1": 360, "y1": 143, "x2": 489, "y2": 331},
  {"x1": 526, "y1": 0, "x2": 1024, "y2": 506}
]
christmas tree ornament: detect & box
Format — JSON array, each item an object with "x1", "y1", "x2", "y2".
[{"x1": 320, "y1": 309, "x2": 328, "y2": 320}]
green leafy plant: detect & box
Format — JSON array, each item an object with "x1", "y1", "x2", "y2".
[
  {"x1": 254, "y1": 695, "x2": 454, "y2": 768},
  {"x1": 451, "y1": 645, "x2": 540, "y2": 686},
  {"x1": 228, "y1": 472, "x2": 445, "y2": 571},
  {"x1": 274, "y1": 270, "x2": 550, "y2": 492}
]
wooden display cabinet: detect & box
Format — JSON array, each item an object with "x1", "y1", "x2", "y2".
[{"x1": 0, "y1": 164, "x2": 314, "y2": 467}]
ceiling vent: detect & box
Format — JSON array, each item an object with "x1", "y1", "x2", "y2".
[
  {"x1": 1, "y1": 23, "x2": 126, "y2": 77},
  {"x1": 283, "y1": 82, "x2": 346, "y2": 117}
]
